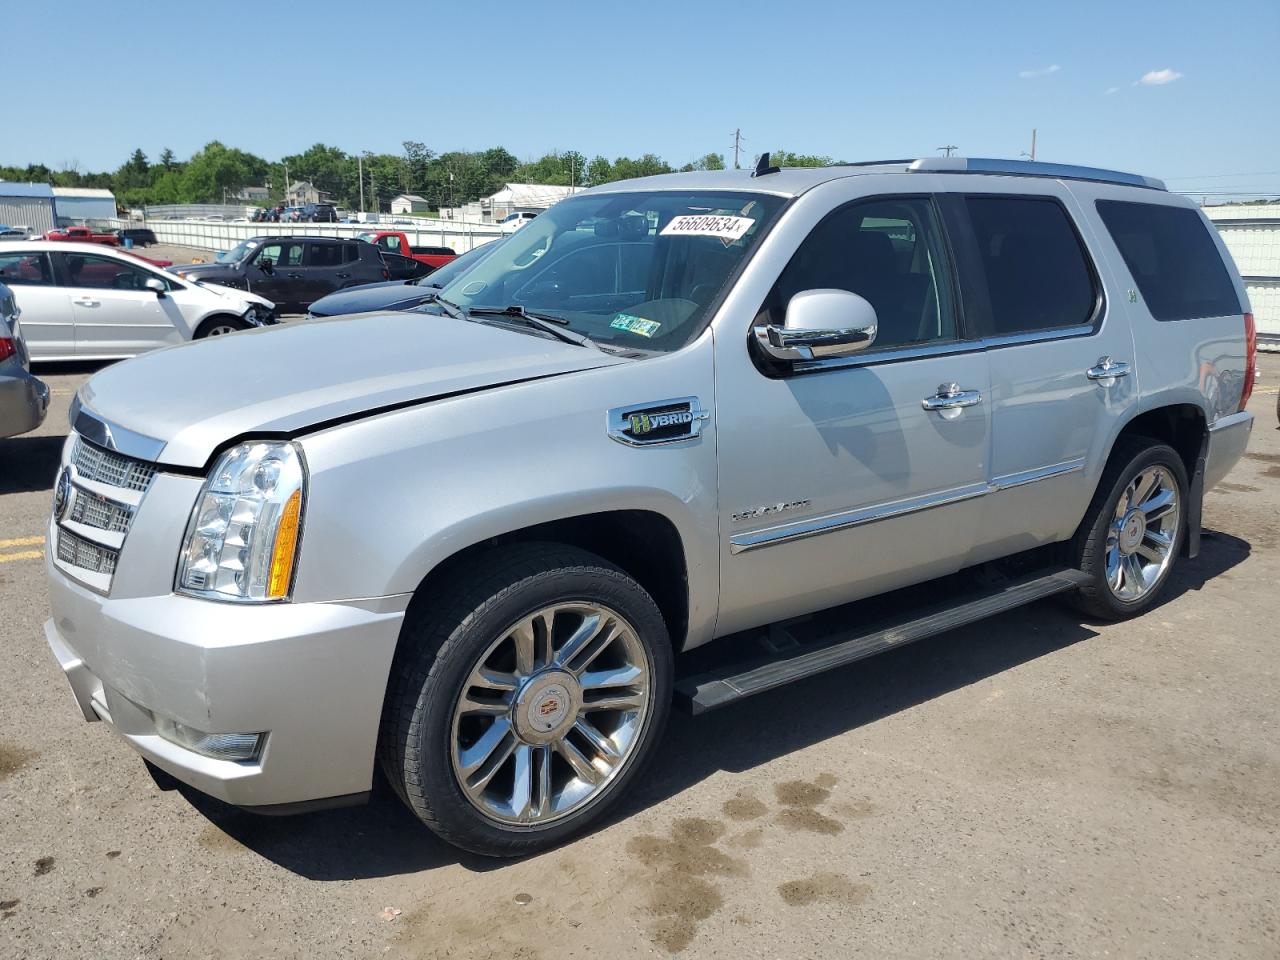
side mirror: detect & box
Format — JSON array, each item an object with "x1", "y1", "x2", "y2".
[
  {"x1": 258, "y1": 258, "x2": 274, "y2": 273},
  {"x1": 755, "y1": 289, "x2": 878, "y2": 362},
  {"x1": 144, "y1": 277, "x2": 166, "y2": 297}
]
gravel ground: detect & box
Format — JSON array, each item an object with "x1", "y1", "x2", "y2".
[{"x1": 1, "y1": 352, "x2": 1277, "y2": 960}]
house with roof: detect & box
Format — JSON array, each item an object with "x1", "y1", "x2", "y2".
[{"x1": 390, "y1": 194, "x2": 429, "y2": 215}]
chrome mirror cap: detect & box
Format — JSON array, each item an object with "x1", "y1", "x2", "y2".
[{"x1": 755, "y1": 289, "x2": 878, "y2": 362}]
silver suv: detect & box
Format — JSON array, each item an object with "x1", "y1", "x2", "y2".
[{"x1": 44, "y1": 158, "x2": 1256, "y2": 856}]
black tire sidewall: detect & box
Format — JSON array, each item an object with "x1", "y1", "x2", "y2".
[
  {"x1": 195, "y1": 316, "x2": 250, "y2": 339},
  {"x1": 1079, "y1": 441, "x2": 1188, "y2": 619},
  {"x1": 404, "y1": 558, "x2": 672, "y2": 855}
]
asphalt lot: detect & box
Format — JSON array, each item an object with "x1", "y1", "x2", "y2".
[{"x1": 1, "y1": 350, "x2": 1278, "y2": 960}]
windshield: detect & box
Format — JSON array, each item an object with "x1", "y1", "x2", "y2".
[
  {"x1": 412, "y1": 240, "x2": 504, "y2": 288},
  {"x1": 218, "y1": 239, "x2": 260, "y2": 264},
  {"x1": 435, "y1": 190, "x2": 785, "y2": 352}
]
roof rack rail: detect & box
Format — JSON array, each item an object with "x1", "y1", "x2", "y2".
[{"x1": 907, "y1": 157, "x2": 1166, "y2": 191}]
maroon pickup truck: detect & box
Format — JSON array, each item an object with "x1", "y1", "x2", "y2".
[
  {"x1": 357, "y1": 231, "x2": 456, "y2": 271},
  {"x1": 45, "y1": 226, "x2": 121, "y2": 246}
]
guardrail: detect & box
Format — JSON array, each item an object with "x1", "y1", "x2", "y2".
[{"x1": 105, "y1": 218, "x2": 507, "y2": 255}]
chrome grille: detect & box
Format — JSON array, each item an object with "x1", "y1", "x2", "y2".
[
  {"x1": 72, "y1": 438, "x2": 157, "y2": 492},
  {"x1": 56, "y1": 527, "x2": 119, "y2": 575},
  {"x1": 69, "y1": 486, "x2": 134, "y2": 533},
  {"x1": 53, "y1": 435, "x2": 159, "y2": 591}
]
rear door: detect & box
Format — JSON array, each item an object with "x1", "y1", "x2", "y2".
[
  {"x1": 57, "y1": 251, "x2": 181, "y2": 357},
  {"x1": 0, "y1": 250, "x2": 71, "y2": 359},
  {"x1": 939, "y1": 187, "x2": 1137, "y2": 561},
  {"x1": 303, "y1": 241, "x2": 345, "y2": 301}
]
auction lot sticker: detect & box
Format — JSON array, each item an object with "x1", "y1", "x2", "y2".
[{"x1": 660, "y1": 215, "x2": 755, "y2": 242}]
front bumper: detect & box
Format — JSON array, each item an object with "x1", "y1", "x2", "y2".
[
  {"x1": 45, "y1": 557, "x2": 410, "y2": 808},
  {"x1": 1205, "y1": 410, "x2": 1254, "y2": 490},
  {"x1": 0, "y1": 370, "x2": 49, "y2": 439}
]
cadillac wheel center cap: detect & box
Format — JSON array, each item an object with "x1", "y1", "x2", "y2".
[
  {"x1": 512, "y1": 672, "x2": 581, "y2": 743},
  {"x1": 529, "y1": 683, "x2": 571, "y2": 733}
]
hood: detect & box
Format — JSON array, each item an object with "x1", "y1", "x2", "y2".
[
  {"x1": 77, "y1": 311, "x2": 626, "y2": 468},
  {"x1": 197, "y1": 280, "x2": 273, "y2": 310},
  {"x1": 176, "y1": 261, "x2": 239, "y2": 281},
  {"x1": 308, "y1": 280, "x2": 431, "y2": 317}
]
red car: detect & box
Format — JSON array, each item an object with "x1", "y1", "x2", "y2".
[
  {"x1": 357, "y1": 231, "x2": 456, "y2": 271},
  {"x1": 44, "y1": 225, "x2": 121, "y2": 246}
]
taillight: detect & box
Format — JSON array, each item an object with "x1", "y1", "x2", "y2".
[
  {"x1": 1239, "y1": 312, "x2": 1256, "y2": 412},
  {"x1": 0, "y1": 337, "x2": 16, "y2": 362}
]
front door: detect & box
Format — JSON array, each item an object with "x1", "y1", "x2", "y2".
[
  {"x1": 715, "y1": 194, "x2": 992, "y2": 636},
  {"x1": 57, "y1": 251, "x2": 180, "y2": 357},
  {"x1": 248, "y1": 241, "x2": 306, "y2": 307},
  {"x1": 0, "y1": 251, "x2": 72, "y2": 359}
]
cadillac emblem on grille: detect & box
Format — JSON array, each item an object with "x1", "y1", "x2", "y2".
[{"x1": 53, "y1": 467, "x2": 72, "y2": 523}]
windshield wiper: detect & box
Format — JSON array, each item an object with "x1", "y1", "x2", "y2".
[
  {"x1": 433, "y1": 296, "x2": 467, "y2": 321},
  {"x1": 466, "y1": 305, "x2": 595, "y2": 348}
]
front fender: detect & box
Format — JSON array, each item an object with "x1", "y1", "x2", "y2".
[{"x1": 292, "y1": 336, "x2": 720, "y2": 647}]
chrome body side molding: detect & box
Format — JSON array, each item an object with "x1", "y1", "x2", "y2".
[{"x1": 730, "y1": 458, "x2": 1086, "y2": 554}]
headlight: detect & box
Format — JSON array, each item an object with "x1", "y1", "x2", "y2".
[{"x1": 176, "y1": 441, "x2": 306, "y2": 602}]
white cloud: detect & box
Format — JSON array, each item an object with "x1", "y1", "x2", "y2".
[
  {"x1": 1019, "y1": 64, "x2": 1061, "y2": 79},
  {"x1": 1139, "y1": 68, "x2": 1183, "y2": 86},
  {"x1": 1105, "y1": 86, "x2": 1120, "y2": 95}
]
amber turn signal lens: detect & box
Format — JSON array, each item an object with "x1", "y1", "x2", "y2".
[{"x1": 267, "y1": 490, "x2": 302, "y2": 599}]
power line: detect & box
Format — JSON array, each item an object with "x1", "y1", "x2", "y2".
[{"x1": 937, "y1": 144, "x2": 958, "y2": 157}]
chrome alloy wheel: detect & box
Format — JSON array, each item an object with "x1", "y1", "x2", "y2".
[
  {"x1": 1105, "y1": 465, "x2": 1180, "y2": 602},
  {"x1": 205, "y1": 323, "x2": 240, "y2": 336},
  {"x1": 449, "y1": 602, "x2": 652, "y2": 827}
]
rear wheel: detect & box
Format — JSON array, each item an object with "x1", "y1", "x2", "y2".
[
  {"x1": 379, "y1": 544, "x2": 672, "y2": 857},
  {"x1": 1070, "y1": 439, "x2": 1187, "y2": 620},
  {"x1": 194, "y1": 316, "x2": 250, "y2": 339}
]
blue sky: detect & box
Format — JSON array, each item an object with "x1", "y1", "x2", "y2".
[{"x1": 5, "y1": 0, "x2": 1278, "y2": 197}]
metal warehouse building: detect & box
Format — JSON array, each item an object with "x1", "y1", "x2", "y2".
[
  {"x1": 0, "y1": 182, "x2": 56, "y2": 234},
  {"x1": 1206, "y1": 203, "x2": 1280, "y2": 350},
  {"x1": 53, "y1": 186, "x2": 117, "y2": 222}
]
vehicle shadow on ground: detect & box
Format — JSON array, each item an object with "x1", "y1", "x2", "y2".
[
  {"x1": 188, "y1": 530, "x2": 1250, "y2": 881},
  {"x1": 0, "y1": 434, "x2": 65, "y2": 494}
]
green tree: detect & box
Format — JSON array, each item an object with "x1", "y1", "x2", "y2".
[{"x1": 768, "y1": 149, "x2": 832, "y2": 168}]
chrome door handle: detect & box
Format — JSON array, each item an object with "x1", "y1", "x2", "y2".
[
  {"x1": 73, "y1": 297, "x2": 100, "y2": 307},
  {"x1": 922, "y1": 382, "x2": 983, "y2": 411},
  {"x1": 1086, "y1": 357, "x2": 1130, "y2": 381}
]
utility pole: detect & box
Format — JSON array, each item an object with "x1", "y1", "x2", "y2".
[
  {"x1": 733, "y1": 129, "x2": 743, "y2": 169},
  {"x1": 358, "y1": 154, "x2": 365, "y2": 213},
  {"x1": 283, "y1": 161, "x2": 290, "y2": 199},
  {"x1": 937, "y1": 144, "x2": 958, "y2": 157},
  {"x1": 1030, "y1": 128, "x2": 1036, "y2": 161}
]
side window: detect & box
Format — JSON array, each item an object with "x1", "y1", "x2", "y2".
[
  {"x1": 963, "y1": 196, "x2": 1097, "y2": 335},
  {"x1": 256, "y1": 243, "x2": 282, "y2": 266},
  {"x1": 0, "y1": 252, "x2": 53, "y2": 286},
  {"x1": 62, "y1": 253, "x2": 150, "y2": 291},
  {"x1": 341, "y1": 242, "x2": 360, "y2": 263},
  {"x1": 308, "y1": 243, "x2": 342, "y2": 268},
  {"x1": 381, "y1": 235, "x2": 402, "y2": 253},
  {"x1": 766, "y1": 197, "x2": 958, "y2": 351},
  {"x1": 281, "y1": 243, "x2": 305, "y2": 267},
  {"x1": 1096, "y1": 200, "x2": 1241, "y2": 321}
]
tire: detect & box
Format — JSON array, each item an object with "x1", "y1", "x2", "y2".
[
  {"x1": 194, "y1": 316, "x2": 251, "y2": 339},
  {"x1": 1069, "y1": 438, "x2": 1188, "y2": 621},
  {"x1": 378, "y1": 543, "x2": 673, "y2": 857}
]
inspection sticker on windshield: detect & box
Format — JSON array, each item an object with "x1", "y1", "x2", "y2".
[
  {"x1": 611, "y1": 313, "x2": 662, "y2": 337},
  {"x1": 660, "y1": 215, "x2": 755, "y2": 242}
]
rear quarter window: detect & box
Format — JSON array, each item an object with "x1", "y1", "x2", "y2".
[{"x1": 1095, "y1": 200, "x2": 1242, "y2": 321}]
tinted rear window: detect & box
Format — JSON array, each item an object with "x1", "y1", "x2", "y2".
[
  {"x1": 964, "y1": 196, "x2": 1097, "y2": 335},
  {"x1": 308, "y1": 243, "x2": 342, "y2": 267},
  {"x1": 1096, "y1": 200, "x2": 1241, "y2": 321}
]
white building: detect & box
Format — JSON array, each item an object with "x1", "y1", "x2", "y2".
[
  {"x1": 483, "y1": 183, "x2": 582, "y2": 222},
  {"x1": 391, "y1": 194, "x2": 429, "y2": 214},
  {"x1": 1205, "y1": 203, "x2": 1280, "y2": 350},
  {"x1": 0, "y1": 182, "x2": 57, "y2": 234},
  {"x1": 53, "y1": 186, "x2": 117, "y2": 222}
]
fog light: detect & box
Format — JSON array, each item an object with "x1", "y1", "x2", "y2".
[{"x1": 153, "y1": 716, "x2": 264, "y2": 762}]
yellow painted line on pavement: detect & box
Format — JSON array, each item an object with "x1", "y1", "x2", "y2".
[
  {"x1": 0, "y1": 536, "x2": 45, "y2": 548},
  {"x1": 0, "y1": 550, "x2": 43, "y2": 564}
]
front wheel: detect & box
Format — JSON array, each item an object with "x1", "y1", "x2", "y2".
[
  {"x1": 1070, "y1": 439, "x2": 1188, "y2": 620},
  {"x1": 194, "y1": 316, "x2": 251, "y2": 339},
  {"x1": 379, "y1": 544, "x2": 673, "y2": 857}
]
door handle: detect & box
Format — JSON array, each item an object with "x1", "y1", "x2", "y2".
[
  {"x1": 922, "y1": 382, "x2": 982, "y2": 413},
  {"x1": 73, "y1": 297, "x2": 100, "y2": 307},
  {"x1": 287, "y1": 272, "x2": 303, "y2": 279},
  {"x1": 1086, "y1": 356, "x2": 1130, "y2": 382},
  {"x1": 336, "y1": 272, "x2": 351, "y2": 279}
]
